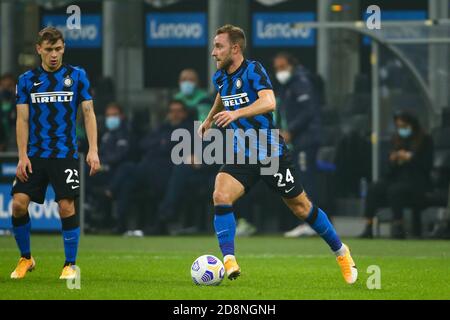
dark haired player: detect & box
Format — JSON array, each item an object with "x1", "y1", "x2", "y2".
[
  {"x1": 198, "y1": 25, "x2": 357, "y2": 284},
  {"x1": 11, "y1": 27, "x2": 100, "y2": 280}
]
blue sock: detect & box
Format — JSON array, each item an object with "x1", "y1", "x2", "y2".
[
  {"x1": 62, "y1": 228, "x2": 80, "y2": 265},
  {"x1": 12, "y1": 213, "x2": 31, "y2": 259},
  {"x1": 214, "y1": 205, "x2": 236, "y2": 257},
  {"x1": 61, "y1": 214, "x2": 80, "y2": 265},
  {"x1": 305, "y1": 206, "x2": 343, "y2": 252}
]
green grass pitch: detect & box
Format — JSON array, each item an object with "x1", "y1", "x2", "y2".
[{"x1": 0, "y1": 235, "x2": 449, "y2": 300}]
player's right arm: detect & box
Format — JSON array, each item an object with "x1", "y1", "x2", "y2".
[
  {"x1": 16, "y1": 104, "x2": 32, "y2": 182},
  {"x1": 197, "y1": 92, "x2": 224, "y2": 137}
]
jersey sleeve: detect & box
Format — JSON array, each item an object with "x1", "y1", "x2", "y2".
[
  {"x1": 16, "y1": 75, "x2": 30, "y2": 105},
  {"x1": 212, "y1": 71, "x2": 221, "y2": 91},
  {"x1": 248, "y1": 61, "x2": 273, "y2": 92},
  {"x1": 77, "y1": 68, "x2": 93, "y2": 102}
]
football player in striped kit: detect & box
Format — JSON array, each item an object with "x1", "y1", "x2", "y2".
[{"x1": 10, "y1": 27, "x2": 100, "y2": 280}]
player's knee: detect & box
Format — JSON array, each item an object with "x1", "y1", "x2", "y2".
[
  {"x1": 293, "y1": 197, "x2": 312, "y2": 219},
  {"x1": 213, "y1": 190, "x2": 232, "y2": 205},
  {"x1": 12, "y1": 200, "x2": 29, "y2": 217},
  {"x1": 58, "y1": 200, "x2": 75, "y2": 218}
]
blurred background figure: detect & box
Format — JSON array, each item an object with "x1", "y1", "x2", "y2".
[
  {"x1": 174, "y1": 68, "x2": 211, "y2": 122},
  {"x1": 273, "y1": 52, "x2": 322, "y2": 238},
  {"x1": 85, "y1": 102, "x2": 131, "y2": 231},
  {"x1": 106, "y1": 100, "x2": 191, "y2": 235},
  {"x1": 0, "y1": 73, "x2": 17, "y2": 151},
  {"x1": 359, "y1": 111, "x2": 433, "y2": 239}
]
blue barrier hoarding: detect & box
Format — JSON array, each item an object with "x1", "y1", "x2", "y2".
[
  {"x1": 146, "y1": 13, "x2": 207, "y2": 47},
  {"x1": 0, "y1": 160, "x2": 61, "y2": 231},
  {"x1": 252, "y1": 12, "x2": 316, "y2": 47},
  {"x1": 42, "y1": 14, "x2": 102, "y2": 48},
  {"x1": 0, "y1": 183, "x2": 61, "y2": 231}
]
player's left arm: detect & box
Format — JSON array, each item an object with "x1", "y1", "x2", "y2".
[
  {"x1": 81, "y1": 99, "x2": 101, "y2": 176},
  {"x1": 214, "y1": 89, "x2": 275, "y2": 128}
]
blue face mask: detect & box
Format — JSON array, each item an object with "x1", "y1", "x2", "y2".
[
  {"x1": 180, "y1": 81, "x2": 196, "y2": 96},
  {"x1": 398, "y1": 127, "x2": 412, "y2": 138},
  {"x1": 106, "y1": 116, "x2": 121, "y2": 130}
]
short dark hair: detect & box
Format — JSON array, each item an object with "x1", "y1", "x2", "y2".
[
  {"x1": 169, "y1": 99, "x2": 187, "y2": 111},
  {"x1": 216, "y1": 24, "x2": 246, "y2": 52},
  {"x1": 106, "y1": 102, "x2": 123, "y2": 114},
  {"x1": 37, "y1": 27, "x2": 64, "y2": 45},
  {"x1": 274, "y1": 52, "x2": 298, "y2": 66}
]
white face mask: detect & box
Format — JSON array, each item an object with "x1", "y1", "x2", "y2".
[{"x1": 276, "y1": 70, "x2": 291, "y2": 85}]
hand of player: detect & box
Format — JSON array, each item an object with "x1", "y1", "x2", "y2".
[
  {"x1": 86, "y1": 150, "x2": 101, "y2": 176},
  {"x1": 213, "y1": 110, "x2": 239, "y2": 128},
  {"x1": 197, "y1": 119, "x2": 212, "y2": 138},
  {"x1": 16, "y1": 156, "x2": 32, "y2": 182}
]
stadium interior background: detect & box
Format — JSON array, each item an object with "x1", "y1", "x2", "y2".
[{"x1": 0, "y1": 0, "x2": 449, "y2": 239}]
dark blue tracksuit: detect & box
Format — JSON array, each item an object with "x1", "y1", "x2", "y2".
[{"x1": 276, "y1": 65, "x2": 321, "y2": 202}]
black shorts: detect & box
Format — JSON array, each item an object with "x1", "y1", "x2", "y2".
[
  {"x1": 11, "y1": 158, "x2": 80, "y2": 204},
  {"x1": 219, "y1": 151, "x2": 304, "y2": 198}
]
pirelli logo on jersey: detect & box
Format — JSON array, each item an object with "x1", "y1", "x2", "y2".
[
  {"x1": 221, "y1": 93, "x2": 250, "y2": 107},
  {"x1": 30, "y1": 91, "x2": 74, "y2": 104}
]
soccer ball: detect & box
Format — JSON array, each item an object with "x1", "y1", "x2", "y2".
[{"x1": 191, "y1": 255, "x2": 225, "y2": 286}]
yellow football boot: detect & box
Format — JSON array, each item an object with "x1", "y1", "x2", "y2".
[
  {"x1": 224, "y1": 255, "x2": 241, "y2": 280},
  {"x1": 59, "y1": 264, "x2": 78, "y2": 280},
  {"x1": 10, "y1": 257, "x2": 35, "y2": 279},
  {"x1": 336, "y1": 244, "x2": 358, "y2": 284}
]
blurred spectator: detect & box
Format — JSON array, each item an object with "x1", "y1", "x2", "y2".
[
  {"x1": 359, "y1": 111, "x2": 434, "y2": 239},
  {"x1": 174, "y1": 68, "x2": 211, "y2": 122},
  {"x1": 106, "y1": 100, "x2": 191, "y2": 234},
  {"x1": 0, "y1": 73, "x2": 17, "y2": 151},
  {"x1": 86, "y1": 103, "x2": 131, "y2": 230},
  {"x1": 91, "y1": 76, "x2": 116, "y2": 117},
  {"x1": 273, "y1": 52, "x2": 321, "y2": 237},
  {"x1": 334, "y1": 123, "x2": 371, "y2": 197},
  {"x1": 98, "y1": 102, "x2": 131, "y2": 171},
  {"x1": 154, "y1": 142, "x2": 219, "y2": 235}
]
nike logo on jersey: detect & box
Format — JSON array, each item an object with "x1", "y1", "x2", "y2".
[
  {"x1": 285, "y1": 186, "x2": 295, "y2": 193},
  {"x1": 71, "y1": 185, "x2": 80, "y2": 190},
  {"x1": 221, "y1": 92, "x2": 250, "y2": 107},
  {"x1": 218, "y1": 84, "x2": 224, "y2": 89},
  {"x1": 33, "y1": 81, "x2": 43, "y2": 86}
]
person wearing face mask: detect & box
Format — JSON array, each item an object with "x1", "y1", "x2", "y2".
[
  {"x1": 273, "y1": 52, "x2": 322, "y2": 238},
  {"x1": 174, "y1": 69, "x2": 211, "y2": 122},
  {"x1": 99, "y1": 103, "x2": 130, "y2": 172},
  {"x1": 105, "y1": 100, "x2": 192, "y2": 234},
  {"x1": 359, "y1": 111, "x2": 434, "y2": 239},
  {"x1": 85, "y1": 102, "x2": 130, "y2": 230}
]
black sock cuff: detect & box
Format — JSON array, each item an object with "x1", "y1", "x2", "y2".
[
  {"x1": 12, "y1": 213, "x2": 30, "y2": 227},
  {"x1": 22, "y1": 253, "x2": 31, "y2": 259},
  {"x1": 61, "y1": 214, "x2": 79, "y2": 231},
  {"x1": 305, "y1": 205, "x2": 319, "y2": 225},
  {"x1": 215, "y1": 205, "x2": 234, "y2": 216}
]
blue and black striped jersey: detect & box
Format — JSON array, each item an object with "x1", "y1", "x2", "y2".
[
  {"x1": 16, "y1": 64, "x2": 92, "y2": 159},
  {"x1": 213, "y1": 59, "x2": 286, "y2": 159}
]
